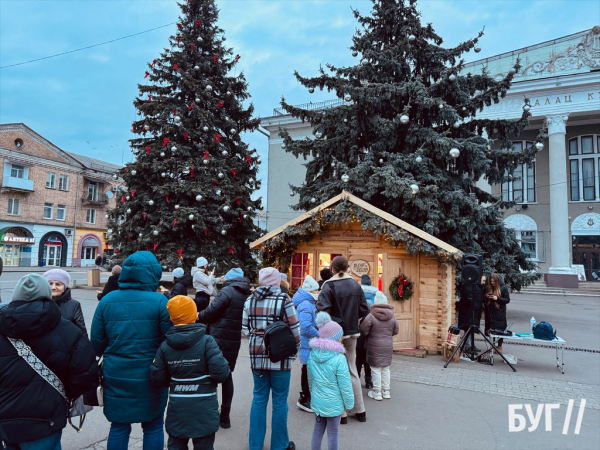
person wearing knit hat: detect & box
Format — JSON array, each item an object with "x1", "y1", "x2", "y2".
[
  {"x1": 224, "y1": 267, "x2": 243, "y2": 281},
  {"x1": 307, "y1": 312, "x2": 354, "y2": 450},
  {"x1": 292, "y1": 275, "x2": 320, "y2": 414},
  {"x1": 166, "y1": 295, "x2": 198, "y2": 325},
  {"x1": 97, "y1": 265, "x2": 122, "y2": 301},
  {"x1": 0, "y1": 274, "x2": 99, "y2": 449},
  {"x1": 43, "y1": 268, "x2": 86, "y2": 333},
  {"x1": 151, "y1": 297, "x2": 230, "y2": 449},
  {"x1": 360, "y1": 292, "x2": 398, "y2": 401},
  {"x1": 357, "y1": 276, "x2": 378, "y2": 391},
  {"x1": 191, "y1": 257, "x2": 223, "y2": 313},
  {"x1": 159, "y1": 268, "x2": 193, "y2": 301},
  {"x1": 242, "y1": 266, "x2": 300, "y2": 450}
]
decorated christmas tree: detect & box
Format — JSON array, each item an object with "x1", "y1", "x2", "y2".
[
  {"x1": 278, "y1": 0, "x2": 544, "y2": 289},
  {"x1": 107, "y1": 0, "x2": 261, "y2": 273}
]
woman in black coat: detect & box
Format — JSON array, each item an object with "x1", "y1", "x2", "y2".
[
  {"x1": 0, "y1": 274, "x2": 98, "y2": 449},
  {"x1": 483, "y1": 273, "x2": 510, "y2": 352},
  {"x1": 43, "y1": 269, "x2": 87, "y2": 334},
  {"x1": 197, "y1": 268, "x2": 250, "y2": 429},
  {"x1": 97, "y1": 265, "x2": 121, "y2": 301}
]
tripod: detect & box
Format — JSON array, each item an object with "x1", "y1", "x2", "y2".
[{"x1": 444, "y1": 284, "x2": 516, "y2": 372}]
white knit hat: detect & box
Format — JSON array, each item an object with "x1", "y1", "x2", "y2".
[
  {"x1": 374, "y1": 291, "x2": 388, "y2": 305},
  {"x1": 302, "y1": 275, "x2": 319, "y2": 292}
]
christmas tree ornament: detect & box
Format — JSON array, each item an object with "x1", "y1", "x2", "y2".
[
  {"x1": 474, "y1": 46, "x2": 481, "y2": 53},
  {"x1": 247, "y1": 206, "x2": 253, "y2": 211},
  {"x1": 416, "y1": 156, "x2": 423, "y2": 163},
  {"x1": 290, "y1": 191, "x2": 295, "y2": 196},
  {"x1": 462, "y1": 106, "x2": 467, "y2": 110},
  {"x1": 341, "y1": 174, "x2": 350, "y2": 183},
  {"x1": 379, "y1": 159, "x2": 384, "y2": 163},
  {"x1": 195, "y1": 194, "x2": 203, "y2": 201},
  {"x1": 218, "y1": 172, "x2": 224, "y2": 178},
  {"x1": 448, "y1": 74, "x2": 456, "y2": 82},
  {"x1": 161, "y1": 172, "x2": 166, "y2": 177},
  {"x1": 203, "y1": 159, "x2": 209, "y2": 165},
  {"x1": 400, "y1": 114, "x2": 410, "y2": 124},
  {"x1": 281, "y1": 143, "x2": 286, "y2": 149},
  {"x1": 153, "y1": 230, "x2": 159, "y2": 236},
  {"x1": 178, "y1": 41, "x2": 184, "y2": 48},
  {"x1": 174, "y1": 116, "x2": 181, "y2": 122},
  {"x1": 171, "y1": 146, "x2": 177, "y2": 152},
  {"x1": 148, "y1": 200, "x2": 154, "y2": 205},
  {"x1": 223, "y1": 205, "x2": 230, "y2": 212},
  {"x1": 361, "y1": 60, "x2": 368, "y2": 66},
  {"x1": 139, "y1": 232, "x2": 144, "y2": 238},
  {"x1": 203, "y1": 126, "x2": 209, "y2": 131},
  {"x1": 126, "y1": 196, "x2": 130, "y2": 201},
  {"x1": 309, "y1": 88, "x2": 315, "y2": 93},
  {"x1": 344, "y1": 94, "x2": 352, "y2": 102},
  {"x1": 352, "y1": 51, "x2": 358, "y2": 57},
  {"x1": 194, "y1": 65, "x2": 199, "y2": 70},
  {"x1": 188, "y1": 214, "x2": 194, "y2": 220},
  {"x1": 105, "y1": 214, "x2": 109, "y2": 219},
  {"x1": 331, "y1": 162, "x2": 335, "y2": 167},
  {"x1": 315, "y1": 131, "x2": 323, "y2": 139},
  {"x1": 221, "y1": 230, "x2": 227, "y2": 235},
  {"x1": 449, "y1": 148, "x2": 460, "y2": 158},
  {"x1": 216, "y1": 189, "x2": 222, "y2": 195},
  {"x1": 137, "y1": 111, "x2": 141, "y2": 115},
  {"x1": 174, "y1": 204, "x2": 180, "y2": 209},
  {"x1": 439, "y1": 104, "x2": 444, "y2": 109},
  {"x1": 230, "y1": 128, "x2": 237, "y2": 135},
  {"x1": 131, "y1": 170, "x2": 137, "y2": 176},
  {"x1": 107, "y1": 228, "x2": 112, "y2": 233},
  {"x1": 126, "y1": 208, "x2": 132, "y2": 214},
  {"x1": 410, "y1": 184, "x2": 419, "y2": 194},
  {"x1": 160, "y1": 152, "x2": 165, "y2": 157},
  {"x1": 453, "y1": 121, "x2": 460, "y2": 128},
  {"x1": 243, "y1": 214, "x2": 248, "y2": 219},
  {"x1": 195, "y1": 97, "x2": 201, "y2": 102},
  {"x1": 221, "y1": 150, "x2": 228, "y2": 156},
  {"x1": 310, "y1": 197, "x2": 316, "y2": 203},
  {"x1": 206, "y1": 85, "x2": 213, "y2": 91},
  {"x1": 227, "y1": 91, "x2": 231, "y2": 95},
  {"x1": 144, "y1": 125, "x2": 150, "y2": 130},
  {"x1": 408, "y1": 34, "x2": 416, "y2": 41},
  {"x1": 523, "y1": 104, "x2": 531, "y2": 112},
  {"x1": 535, "y1": 142, "x2": 544, "y2": 150},
  {"x1": 508, "y1": 67, "x2": 516, "y2": 75},
  {"x1": 344, "y1": 118, "x2": 348, "y2": 123}
]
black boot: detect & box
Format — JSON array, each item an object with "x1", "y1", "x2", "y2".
[
  {"x1": 365, "y1": 376, "x2": 373, "y2": 389},
  {"x1": 219, "y1": 406, "x2": 231, "y2": 429},
  {"x1": 355, "y1": 411, "x2": 367, "y2": 423},
  {"x1": 296, "y1": 392, "x2": 313, "y2": 413}
]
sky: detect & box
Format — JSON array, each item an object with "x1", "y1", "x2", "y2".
[{"x1": 1, "y1": 0, "x2": 598, "y2": 205}]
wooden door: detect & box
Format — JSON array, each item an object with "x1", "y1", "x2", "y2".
[{"x1": 383, "y1": 253, "x2": 418, "y2": 349}]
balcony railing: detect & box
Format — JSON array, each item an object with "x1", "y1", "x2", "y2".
[
  {"x1": 1, "y1": 176, "x2": 34, "y2": 192},
  {"x1": 81, "y1": 193, "x2": 109, "y2": 205},
  {"x1": 273, "y1": 99, "x2": 345, "y2": 116}
]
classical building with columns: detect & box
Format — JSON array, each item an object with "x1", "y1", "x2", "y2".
[{"x1": 260, "y1": 28, "x2": 600, "y2": 284}]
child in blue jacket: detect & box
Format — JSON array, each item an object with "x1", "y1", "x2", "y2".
[
  {"x1": 292, "y1": 275, "x2": 320, "y2": 413},
  {"x1": 308, "y1": 312, "x2": 354, "y2": 450}
]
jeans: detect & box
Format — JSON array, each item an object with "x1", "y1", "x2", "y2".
[
  {"x1": 249, "y1": 369, "x2": 291, "y2": 450},
  {"x1": 300, "y1": 364, "x2": 310, "y2": 398},
  {"x1": 355, "y1": 348, "x2": 371, "y2": 379},
  {"x1": 167, "y1": 434, "x2": 215, "y2": 450},
  {"x1": 371, "y1": 366, "x2": 391, "y2": 392},
  {"x1": 341, "y1": 337, "x2": 365, "y2": 416},
  {"x1": 311, "y1": 415, "x2": 341, "y2": 450},
  {"x1": 17, "y1": 432, "x2": 62, "y2": 450},
  {"x1": 221, "y1": 372, "x2": 234, "y2": 408},
  {"x1": 107, "y1": 415, "x2": 164, "y2": 450}
]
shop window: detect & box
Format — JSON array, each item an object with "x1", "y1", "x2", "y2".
[
  {"x1": 43, "y1": 203, "x2": 54, "y2": 219},
  {"x1": 291, "y1": 252, "x2": 313, "y2": 290},
  {"x1": 569, "y1": 135, "x2": 599, "y2": 202},
  {"x1": 10, "y1": 164, "x2": 24, "y2": 179},
  {"x1": 59, "y1": 174, "x2": 69, "y2": 191},
  {"x1": 57, "y1": 205, "x2": 66, "y2": 221},
  {"x1": 46, "y1": 172, "x2": 56, "y2": 189},
  {"x1": 7, "y1": 198, "x2": 21, "y2": 215},
  {"x1": 318, "y1": 253, "x2": 342, "y2": 275},
  {"x1": 86, "y1": 209, "x2": 97, "y2": 224},
  {"x1": 501, "y1": 142, "x2": 535, "y2": 203}
]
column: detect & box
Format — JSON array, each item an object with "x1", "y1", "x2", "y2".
[{"x1": 546, "y1": 113, "x2": 571, "y2": 272}]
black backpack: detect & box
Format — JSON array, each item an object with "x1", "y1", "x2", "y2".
[
  {"x1": 533, "y1": 321, "x2": 556, "y2": 340},
  {"x1": 261, "y1": 296, "x2": 298, "y2": 363}
]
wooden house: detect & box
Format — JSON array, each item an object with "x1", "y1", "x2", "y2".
[{"x1": 250, "y1": 191, "x2": 463, "y2": 355}]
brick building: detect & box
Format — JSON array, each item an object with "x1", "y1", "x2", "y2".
[{"x1": 0, "y1": 123, "x2": 121, "y2": 267}]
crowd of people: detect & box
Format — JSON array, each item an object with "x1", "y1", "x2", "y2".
[{"x1": 0, "y1": 252, "x2": 409, "y2": 450}]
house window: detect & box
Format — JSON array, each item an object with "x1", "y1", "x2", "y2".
[
  {"x1": 88, "y1": 182, "x2": 98, "y2": 201},
  {"x1": 291, "y1": 252, "x2": 313, "y2": 290},
  {"x1": 10, "y1": 164, "x2": 25, "y2": 179},
  {"x1": 86, "y1": 209, "x2": 97, "y2": 224},
  {"x1": 46, "y1": 172, "x2": 56, "y2": 189},
  {"x1": 7, "y1": 198, "x2": 21, "y2": 215},
  {"x1": 517, "y1": 231, "x2": 537, "y2": 260},
  {"x1": 59, "y1": 174, "x2": 69, "y2": 191},
  {"x1": 57, "y1": 205, "x2": 66, "y2": 221},
  {"x1": 501, "y1": 141, "x2": 535, "y2": 203},
  {"x1": 568, "y1": 135, "x2": 599, "y2": 201},
  {"x1": 43, "y1": 203, "x2": 54, "y2": 219}
]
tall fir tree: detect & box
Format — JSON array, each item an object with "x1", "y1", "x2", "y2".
[
  {"x1": 279, "y1": 0, "x2": 544, "y2": 290},
  {"x1": 108, "y1": 0, "x2": 262, "y2": 273}
]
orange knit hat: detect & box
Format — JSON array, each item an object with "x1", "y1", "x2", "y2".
[{"x1": 167, "y1": 295, "x2": 197, "y2": 325}]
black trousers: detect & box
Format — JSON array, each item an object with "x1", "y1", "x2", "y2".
[
  {"x1": 356, "y1": 347, "x2": 371, "y2": 379},
  {"x1": 167, "y1": 434, "x2": 215, "y2": 450},
  {"x1": 194, "y1": 291, "x2": 211, "y2": 315},
  {"x1": 301, "y1": 364, "x2": 310, "y2": 398},
  {"x1": 221, "y1": 371, "x2": 234, "y2": 408}
]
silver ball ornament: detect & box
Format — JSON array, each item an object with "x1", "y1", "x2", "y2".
[
  {"x1": 227, "y1": 91, "x2": 231, "y2": 95},
  {"x1": 161, "y1": 172, "x2": 166, "y2": 177},
  {"x1": 416, "y1": 156, "x2": 423, "y2": 163},
  {"x1": 352, "y1": 51, "x2": 358, "y2": 57},
  {"x1": 408, "y1": 35, "x2": 416, "y2": 42},
  {"x1": 290, "y1": 191, "x2": 295, "y2": 196},
  {"x1": 448, "y1": 74, "x2": 456, "y2": 82},
  {"x1": 148, "y1": 200, "x2": 154, "y2": 205},
  {"x1": 196, "y1": 194, "x2": 203, "y2": 201},
  {"x1": 474, "y1": 46, "x2": 481, "y2": 53},
  {"x1": 400, "y1": 114, "x2": 409, "y2": 124},
  {"x1": 379, "y1": 159, "x2": 384, "y2": 163},
  {"x1": 203, "y1": 159, "x2": 209, "y2": 165},
  {"x1": 222, "y1": 150, "x2": 228, "y2": 156},
  {"x1": 281, "y1": 143, "x2": 286, "y2": 149},
  {"x1": 195, "y1": 97, "x2": 200, "y2": 103},
  {"x1": 131, "y1": 170, "x2": 137, "y2": 176},
  {"x1": 221, "y1": 230, "x2": 227, "y2": 235},
  {"x1": 344, "y1": 118, "x2": 348, "y2": 123},
  {"x1": 126, "y1": 208, "x2": 131, "y2": 214},
  {"x1": 230, "y1": 128, "x2": 236, "y2": 135},
  {"x1": 174, "y1": 116, "x2": 181, "y2": 122},
  {"x1": 194, "y1": 65, "x2": 199, "y2": 70},
  {"x1": 216, "y1": 189, "x2": 221, "y2": 195},
  {"x1": 174, "y1": 204, "x2": 180, "y2": 210},
  {"x1": 105, "y1": 215, "x2": 109, "y2": 219},
  {"x1": 126, "y1": 196, "x2": 130, "y2": 200},
  {"x1": 310, "y1": 198, "x2": 316, "y2": 203},
  {"x1": 188, "y1": 214, "x2": 194, "y2": 220},
  {"x1": 523, "y1": 104, "x2": 531, "y2": 112},
  {"x1": 344, "y1": 94, "x2": 352, "y2": 102},
  {"x1": 535, "y1": 142, "x2": 544, "y2": 151},
  {"x1": 203, "y1": 126, "x2": 209, "y2": 132},
  {"x1": 449, "y1": 148, "x2": 460, "y2": 158},
  {"x1": 171, "y1": 146, "x2": 177, "y2": 152},
  {"x1": 223, "y1": 206, "x2": 230, "y2": 212},
  {"x1": 107, "y1": 228, "x2": 112, "y2": 233},
  {"x1": 243, "y1": 214, "x2": 248, "y2": 219},
  {"x1": 218, "y1": 172, "x2": 224, "y2": 178},
  {"x1": 153, "y1": 230, "x2": 159, "y2": 236},
  {"x1": 308, "y1": 87, "x2": 315, "y2": 94},
  {"x1": 144, "y1": 125, "x2": 150, "y2": 131},
  {"x1": 410, "y1": 183, "x2": 419, "y2": 194},
  {"x1": 206, "y1": 85, "x2": 212, "y2": 91},
  {"x1": 139, "y1": 232, "x2": 143, "y2": 237},
  {"x1": 341, "y1": 174, "x2": 350, "y2": 183},
  {"x1": 453, "y1": 121, "x2": 461, "y2": 128},
  {"x1": 315, "y1": 131, "x2": 323, "y2": 139},
  {"x1": 508, "y1": 67, "x2": 516, "y2": 75},
  {"x1": 247, "y1": 206, "x2": 252, "y2": 211},
  {"x1": 160, "y1": 152, "x2": 165, "y2": 157}
]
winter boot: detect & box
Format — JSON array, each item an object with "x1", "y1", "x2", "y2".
[
  {"x1": 368, "y1": 390, "x2": 382, "y2": 401},
  {"x1": 365, "y1": 376, "x2": 373, "y2": 389},
  {"x1": 296, "y1": 393, "x2": 313, "y2": 413},
  {"x1": 219, "y1": 406, "x2": 231, "y2": 429}
]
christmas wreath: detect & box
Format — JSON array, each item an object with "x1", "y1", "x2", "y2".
[{"x1": 389, "y1": 274, "x2": 414, "y2": 301}]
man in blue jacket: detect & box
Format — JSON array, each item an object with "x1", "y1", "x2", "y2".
[{"x1": 91, "y1": 251, "x2": 172, "y2": 450}]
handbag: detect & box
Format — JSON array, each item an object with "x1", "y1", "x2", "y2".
[
  {"x1": 328, "y1": 282, "x2": 348, "y2": 334},
  {"x1": 83, "y1": 356, "x2": 104, "y2": 407},
  {"x1": 8, "y1": 337, "x2": 92, "y2": 432}
]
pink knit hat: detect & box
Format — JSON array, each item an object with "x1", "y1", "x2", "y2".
[
  {"x1": 259, "y1": 267, "x2": 281, "y2": 287},
  {"x1": 315, "y1": 312, "x2": 343, "y2": 341}
]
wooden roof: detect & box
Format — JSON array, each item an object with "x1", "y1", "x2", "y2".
[{"x1": 250, "y1": 191, "x2": 461, "y2": 255}]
